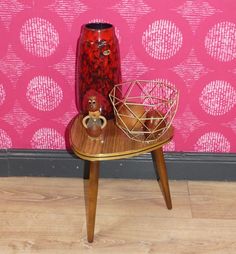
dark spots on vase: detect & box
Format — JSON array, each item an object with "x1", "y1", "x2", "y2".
[{"x1": 78, "y1": 31, "x2": 121, "y2": 119}]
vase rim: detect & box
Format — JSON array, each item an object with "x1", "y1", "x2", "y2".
[{"x1": 85, "y1": 23, "x2": 113, "y2": 31}]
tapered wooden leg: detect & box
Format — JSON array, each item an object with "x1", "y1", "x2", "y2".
[
  {"x1": 152, "y1": 148, "x2": 172, "y2": 210},
  {"x1": 87, "y1": 161, "x2": 99, "y2": 242}
]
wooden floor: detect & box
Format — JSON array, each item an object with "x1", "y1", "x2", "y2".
[{"x1": 0, "y1": 177, "x2": 236, "y2": 253}]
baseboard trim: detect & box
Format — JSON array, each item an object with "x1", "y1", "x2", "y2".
[{"x1": 0, "y1": 149, "x2": 236, "y2": 180}]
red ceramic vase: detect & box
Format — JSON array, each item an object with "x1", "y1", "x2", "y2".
[{"x1": 76, "y1": 23, "x2": 122, "y2": 119}]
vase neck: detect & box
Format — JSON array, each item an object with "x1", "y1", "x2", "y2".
[{"x1": 81, "y1": 23, "x2": 116, "y2": 41}]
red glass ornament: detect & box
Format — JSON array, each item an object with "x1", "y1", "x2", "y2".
[{"x1": 76, "y1": 23, "x2": 122, "y2": 119}]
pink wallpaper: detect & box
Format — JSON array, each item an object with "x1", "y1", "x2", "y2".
[{"x1": 0, "y1": 0, "x2": 235, "y2": 152}]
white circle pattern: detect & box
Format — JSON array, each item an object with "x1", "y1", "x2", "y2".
[
  {"x1": 199, "y1": 80, "x2": 236, "y2": 116},
  {"x1": 31, "y1": 128, "x2": 65, "y2": 149},
  {"x1": 20, "y1": 17, "x2": 60, "y2": 57},
  {"x1": 205, "y1": 21, "x2": 236, "y2": 62},
  {"x1": 3, "y1": 3, "x2": 236, "y2": 152},
  {"x1": 194, "y1": 132, "x2": 230, "y2": 152},
  {"x1": 26, "y1": 76, "x2": 63, "y2": 111},
  {"x1": 142, "y1": 20, "x2": 183, "y2": 60}
]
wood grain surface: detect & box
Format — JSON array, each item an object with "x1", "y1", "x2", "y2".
[{"x1": 0, "y1": 177, "x2": 236, "y2": 253}]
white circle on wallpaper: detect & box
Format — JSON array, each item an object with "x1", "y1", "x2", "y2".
[
  {"x1": 142, "y1": 19, "x2": 183, "y2": 60},
  {"x1": 205, "y1": 21, "x2": 236, "y2": 62},
  {"x1": 194, "y1": 131, "x2": 231, "y2": 152},
  {"x1": 2, "y1": 1, "x2": 235, "y2": 152},
  {"x1": 199, "y1": 80, "x2": 236, "y2": 116},
  {"x1": 31, "y1": 128, "x2": 65, "y2": 149},
  {"x1": 20, "y1": 17, "x2": 60, "y2": 58},
  {"x1": 26, "y1": 75, "x2": 63, "y2": 111},
  {"x1": 10, "y1": 9, "x2": 69, "y2": 65},
  {"x1": 17, "y1": 68, "x2": 70, "y2": 119}
]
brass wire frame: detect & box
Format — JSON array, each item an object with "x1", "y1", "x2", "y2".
[{"x1": 109, "y1": 80, "x2": 179, "y2": 142}]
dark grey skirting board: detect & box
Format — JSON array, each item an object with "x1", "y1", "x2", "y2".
[{"x1": 0, "y1": 149, "x2": 236, "y2": 181}]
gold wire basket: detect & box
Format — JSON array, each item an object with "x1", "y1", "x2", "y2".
[{"x1": 109, "y1": 80, "x2": 179, "y2": 142}]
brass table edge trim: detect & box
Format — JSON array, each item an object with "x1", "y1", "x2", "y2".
[{"x1": 70, "y1": 136, "x2": 173, "y2": 161}]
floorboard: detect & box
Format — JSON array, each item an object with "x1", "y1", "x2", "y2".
[{"x1": 0, "y1": 177, "x2": 235, "y2": 253}]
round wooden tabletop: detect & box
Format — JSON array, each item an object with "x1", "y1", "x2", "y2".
[{"x1": 69, "y1": 115, "x2": 174, "y2": 161}]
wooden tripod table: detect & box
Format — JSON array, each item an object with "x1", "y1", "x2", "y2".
[{"x1": 69, "y1": 115, "x2": 173, "y2": 242}]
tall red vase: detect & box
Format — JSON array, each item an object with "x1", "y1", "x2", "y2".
[{"x1": 76, "y1": 23, "x2": 122, "y2": 119}]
